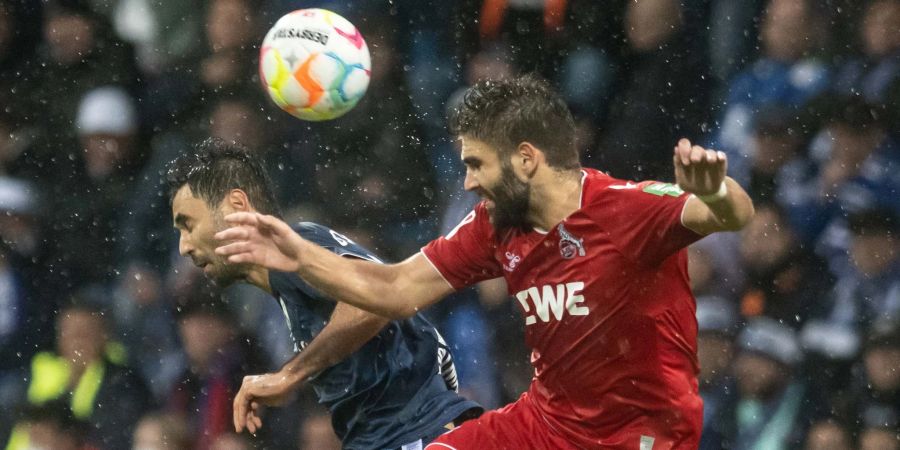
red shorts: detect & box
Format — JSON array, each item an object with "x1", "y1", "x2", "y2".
[{"x1": 425, "y1": 392, "x2": 578, "y2": 450}]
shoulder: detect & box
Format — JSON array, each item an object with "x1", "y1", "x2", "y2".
[
  {"x1": 582, "y1": 169, "x2": 684, "y2": 203},
  {"x1": 444, "y1": 201, "x2": 495, "y2": 241},
  {"x1": 293, "y1": 222, "x2": 384, "y2": 263}
]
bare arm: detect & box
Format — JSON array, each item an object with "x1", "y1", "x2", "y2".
[
  {"x1": 233, "y1": 302, "x2": 389, "y2": 433},
  {"x1": 674, "y1": 139, "x2": 755, "y2": 235},
  {"x1": 214, "y1": 214, "x2": 455, "y2": 319}
]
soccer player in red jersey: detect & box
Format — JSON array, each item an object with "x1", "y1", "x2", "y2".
[{"x1": 214, "y1": 75, "x2": 755, "y2": 449}]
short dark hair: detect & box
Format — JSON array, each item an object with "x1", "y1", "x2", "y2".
[
  {"x1": 166, "y1": 138, "x2": 281, "y2": 217},
  {"x1": 450, "y1": 75, "x2": 579, "y2": 170}
]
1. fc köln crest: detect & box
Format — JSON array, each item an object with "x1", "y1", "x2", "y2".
[{"x1": 557, "y1": 224, "x2": 586, "y2": 259}]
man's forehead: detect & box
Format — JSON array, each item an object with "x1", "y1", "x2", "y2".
[
  {"x1": 459, "y1": 137, "x2": 494, "y2": 160},
  {"x1": 173, "y1": 184, "x2": 195, "y2": 201},
  {"x1": 172, "y1": 186, "x2": 208, "y2": 218}
]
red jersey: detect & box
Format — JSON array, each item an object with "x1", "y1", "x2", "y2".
[{"x1": 422, "y1": 169, "x2": 704, "y2": 449}]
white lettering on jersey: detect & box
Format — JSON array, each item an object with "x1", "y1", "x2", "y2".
[
  {"x1": 329, "y1": 229, "x2": 353, "y2": 246},
  {"x1": 515, "y1": 282, "x2": 589, "y2": 325},
  {"x1": 446, "y1": 210, "x2": 476, "y2": 240}
]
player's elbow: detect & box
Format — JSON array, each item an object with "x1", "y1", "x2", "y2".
[
  {"x1": 720, "y1": 199, "x2": 755, "y2": 232},
  {"x1": 732, "y1": 198, "x2": 756, "y2": 230}
]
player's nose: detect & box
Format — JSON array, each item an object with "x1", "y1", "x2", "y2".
[
  {"x1": 179, "y1": 237, "x2": 194, "y2": 257},
  {"x1": 463, "y1": 171, "x2": 479, "y2": 192}
]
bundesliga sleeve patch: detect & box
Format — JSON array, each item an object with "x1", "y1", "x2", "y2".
[{"x1": 641, "y1": 182, "x2": 684, "y2": 197}]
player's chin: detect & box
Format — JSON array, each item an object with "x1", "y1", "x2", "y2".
[{"x1": 207, "y1": 264, "x2": 244, "y2": 287}]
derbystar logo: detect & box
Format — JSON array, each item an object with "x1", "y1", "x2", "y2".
[
  {"x1": 515, "y1": 282, "x2": 589, "y2": 325},
  {"x1": 274, "y1": 28, "x2": 329, "y2": 46}
]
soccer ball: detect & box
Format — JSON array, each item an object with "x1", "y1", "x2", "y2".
[{"x1": 259, "y1": 9, "x2": 371, "y2": 121}]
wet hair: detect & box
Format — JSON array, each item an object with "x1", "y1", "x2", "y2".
[
  {"x1": 165, "y1": 137, "x2": 281, "y2": 217},
  {"x1": 450, "y1": 74, "x2": 579, "y2": 170}
]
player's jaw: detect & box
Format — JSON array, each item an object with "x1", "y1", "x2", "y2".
[
  {"x1": 200, "y1": 258, "x2": 243, "y2": 286},
  {"x1": 187, "y1": 216, "x2": 248, "y2": 287},
  {"x1": 482, "y1": 162, "x2": 531, "y2": 233}
]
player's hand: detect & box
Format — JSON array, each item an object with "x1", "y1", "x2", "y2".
[
  {"x1": 215, "y1": 212, "x2": 302, "y2": 272},
  {"x1": 233, "y1": 372, "x2": 296, "y2": 434},
  {"x1": 673, "y1": 138, "x2": 728, "y2": 196}
]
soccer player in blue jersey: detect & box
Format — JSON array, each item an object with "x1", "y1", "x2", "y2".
[{"x1": 165, "y1": 138, "x2": 481, "y2": 450}]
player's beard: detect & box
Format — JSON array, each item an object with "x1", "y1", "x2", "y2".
[
  {"x1": 485, "y1": 161, "x2": 531, "y2": 234},
  {"x1": 204, "y1": 211, "x2": 249, "y2": 287}
]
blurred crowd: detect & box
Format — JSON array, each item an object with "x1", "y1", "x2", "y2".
[{"x1": 0, "y1": 0, "x2": 899, "y2": 448}]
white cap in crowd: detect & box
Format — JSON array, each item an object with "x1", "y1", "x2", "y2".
[{"x1": 75, "y1": 85, "x2": 138, "y2": 136}]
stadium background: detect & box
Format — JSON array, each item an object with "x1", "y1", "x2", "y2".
[{"x1": 1, "y1": 0, "x2": 899, "y2": 448}]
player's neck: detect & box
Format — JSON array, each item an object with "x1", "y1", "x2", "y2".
[
  {"x1": 528, "y1": 169, "x2": 583, "y2": 231},
  {"x1": 246, "y1": 266, "x2": 272, "y2": 294}
]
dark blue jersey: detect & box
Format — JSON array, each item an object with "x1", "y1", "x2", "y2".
[{"x1": 269, "y1": 222, "x2": 480, "y2": 449}]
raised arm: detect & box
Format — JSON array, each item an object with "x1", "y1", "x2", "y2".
[
  {"x1": 674, "y1": 139, "x2": 755, "y2": 235},
  {"x1": 233, "y1": 301, "x2": 389, "y2": 433},
  {"x1": 214, "y1": 213, "x2": 455, "y2": 319}
]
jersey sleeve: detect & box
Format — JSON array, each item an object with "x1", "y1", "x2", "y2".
[
  {"x1": 295, "y1": 222, "x2": 384, "y2": 263},
  {"x1": 596, "y1": 181, "x2": 704, "y2": 265},
  {"x1": 421, "y1": 203, "x2": 503, "y2": 290}
]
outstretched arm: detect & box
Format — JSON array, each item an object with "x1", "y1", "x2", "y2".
[
  {"x1": 675, "y1": 138, "x2": 755, "y2": 235},
  {"x1": 214, "y1": 214, "x2": 455, "y2": 319},
  {"x1": 234, "y1": 301, "x2": 390, "y2": 434}
]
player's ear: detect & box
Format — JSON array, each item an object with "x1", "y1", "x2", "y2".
[
  {"x1": 225, "y1": 189, "x2": 251, "y2": 212},
  {"x1": 516, "y1": 142, "x2": 541, "y2": 179}
]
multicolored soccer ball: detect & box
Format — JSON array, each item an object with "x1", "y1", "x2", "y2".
[{"x1": 259, "y1": 9, "x2": 371, "y2": 121}]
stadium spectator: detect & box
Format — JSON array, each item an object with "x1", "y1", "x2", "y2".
[
  {"x1": 832, "y1": 0, "x2": 900, "y2": 103},
  {"x1": 728, "y1": 318, "x2": 806, "y2": 449},
  {"x1": 0, "y1": 176, "x2": 55, "y2": 437},
  {"x1": 778, "y1": 98, "x2": 898, "y2": 249},
  {"x1": 737, "y1": 203, "x2": 832, "y2": 324},
  {"x1": 803, "y1": 418, "x2": 853, "y2": 450},
  {"x1": 0, "y1": 1, "x2": 41, "y2": 129},
  {"x1": 746, "y1": 107, "x2": 812, "y2": 202},
  {"x1": 131, "y1": 412, "x2": 192, "y2": 450},
  {"x1": 110, "y1": 268, "x2": 183, "y2": 402},
  {"x1": 598, "y1": 0, "x2": 711, "y2": 181},
  {"x1": 707, "y1": 0, "x2": 764, "y2": 85},
  {"x1": 168, "y1": 298, "x2": 265, "y2": 450},
  {"x1": 142, "y1": 0, "x2": 261, "y2": 130},
  {"x1": 10, "y1": 401, "x2": 95, "y2": 450},
  {"x1": 858, "y1": 402, "x2": 900, "y2": 450},
  {"x1": 696, "y1": 295, "x2": 740, "y2": 450},
  {"x1": 44, "y1": 86, "x2": 148, "y2": 287},
  {"x1": 209, "y1": 432, "x2": 253, "y2": 450},
  {"x1": 27, "y1": 0, "x2": 137, "y2": 133},
  {"x1": 802, "y1": 209, "x2": 900, "y2": 343},
  {"x1": 5, "y1": 296, "x2": 151, "y2": 450},
  {"x1": 854, "y1": 322, "x2": 900, "y2": 408},
  {"x1": 306, "y1": 19, "x2": 437, "y2": 258},
  {"x1": 200, "y1": 0, "x2": 260, "y2": 94},
  {"x1": 711, "y1": 0, "x2": 830, "y2": 186}
]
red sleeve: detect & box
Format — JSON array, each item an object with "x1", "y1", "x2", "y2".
[
  {"x1": 593, "y1": 181, "x2": 703, "y2": 266},
  {"x1": 421, "y1": 203, "x2": 503, "y2": 290}
]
